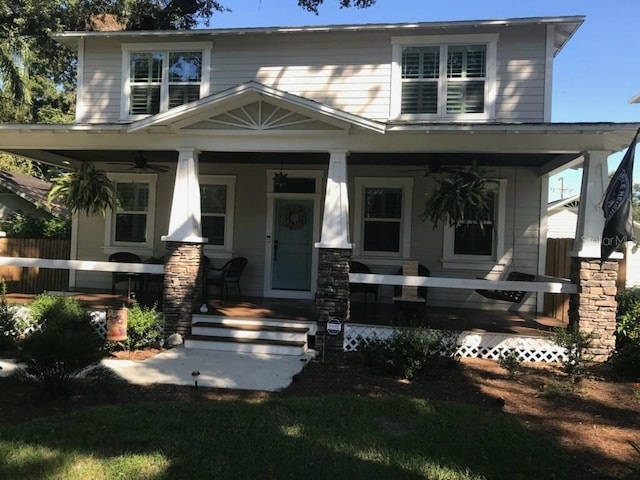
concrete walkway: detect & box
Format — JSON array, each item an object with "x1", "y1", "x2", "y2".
[{"x1": 1, "y1": 347, "x2": 316, "y2": 392}]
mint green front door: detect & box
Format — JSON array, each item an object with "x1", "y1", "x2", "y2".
[{"x1": 272, "y1": 199, "x2": 313, "y2": 291}]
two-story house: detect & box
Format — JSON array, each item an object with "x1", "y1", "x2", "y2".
[{"x1": 0, "y1": 15, "x2": 637, "y2": 346}]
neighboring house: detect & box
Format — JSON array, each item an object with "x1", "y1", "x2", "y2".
[
  {"x1": 0, "y1": 171, "x2": 68, "y2": 220},
  {"x1": 547, "y1": 195, "x2": 640, "y2": 288},
  {"x1": 547, "y1": 195, "x2": 580, "y2": 239},
  {"x1": 0, "y1": 15, "x2": 637, "y2": 319}
]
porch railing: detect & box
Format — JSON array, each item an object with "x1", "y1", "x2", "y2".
[
  {"x1": 348, "y1": 273, "x2": 577, "y2": 294},
  {"x1": 0, "y1": 257, "x2": 164, "y2": 276}
]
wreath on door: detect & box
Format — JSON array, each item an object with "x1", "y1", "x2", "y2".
[{"x1": 282, "y1": 205, "x2": 307, "y2": 230}]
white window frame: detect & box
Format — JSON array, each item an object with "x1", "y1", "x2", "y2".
[
  {"x1": 353, "y1": 177, "x2": 413, "y2": 259},
  {"x1": 200, "y1": 175, "x2": 236, "y2": 258},
  {"x1": 442, "y1": 178, "x2": 507, "y2": 269},
  {"x1": 391, "y1": 34, "x2": 498, "y2": 121},
  {"x1": 103, "y1": 173, "x2": 157, "y2": 256},
  {"x1": 121, "y1": 42, "x2": 212, "y2": 121}
]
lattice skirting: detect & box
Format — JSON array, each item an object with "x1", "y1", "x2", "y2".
[{"x1": 344, "y1": 324, "x2": 568, "y2": 363}]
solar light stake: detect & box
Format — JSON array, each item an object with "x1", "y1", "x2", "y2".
[{"x1": 191, "y1": 370, "x2": 200, "y2": 389}]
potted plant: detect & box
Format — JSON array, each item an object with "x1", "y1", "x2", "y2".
[
  {"x1": 48, "y1": 161, "x2": 119, "y2": 216},
  {"x1": 419, "y1": 166, "x2": 497, "y2": 231}
]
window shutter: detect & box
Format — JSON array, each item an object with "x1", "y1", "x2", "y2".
[
  {"x1": 130, "y1": 86, "x2": 161, "y2": 115},
  {"x1": 446, "y1": 81, "x2": 485, "y2": 114},
  {"x1": 168, "y1": 85, "x2": 200, "y2": 109}
]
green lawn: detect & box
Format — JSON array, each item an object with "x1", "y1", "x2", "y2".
[{"x1": 0, "y1": 395, "x2": 568, "y2": 480}]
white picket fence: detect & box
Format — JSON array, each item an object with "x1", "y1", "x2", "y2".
[{"x1": 344, "y1": 324, "x2": 568, "y2": 363}]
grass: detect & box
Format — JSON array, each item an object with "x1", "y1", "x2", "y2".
[{"x1": 0, "y1": 395, "x2": 569, "y2": 480}]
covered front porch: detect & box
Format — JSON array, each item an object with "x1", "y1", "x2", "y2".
[{"x1": 0, "y1": 85, "x2": 638, "y2": 360}]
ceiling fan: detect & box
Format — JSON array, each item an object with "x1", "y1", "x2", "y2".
[
  {"x1": 107, "y1": 152, "x2": 170, "y2": 173},
  {"x1": 401, "y1": 160, "x2": 468, "y2": 176}
]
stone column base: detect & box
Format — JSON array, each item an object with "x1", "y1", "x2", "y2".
[
  {"x1": 162, "y1": 242, "x2": 204, "y2": 337},
  {"x1": 569, "y1": 258, "x2": 618, "y2": 362},
  {"x1": 315, "y1": 248, "x2": 351, "y2": 352}
]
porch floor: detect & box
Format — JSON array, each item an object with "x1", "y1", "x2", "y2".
[
  {"x1": 198, "y1": 297, "x2": 565, "y2": 337},
  {"x1": 6, "y1": 292, "x2": 566, "y2": 337}
]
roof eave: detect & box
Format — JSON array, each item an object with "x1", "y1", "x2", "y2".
[{"x1": 52, "y1": 15, "x2": 586, "y2": 50}]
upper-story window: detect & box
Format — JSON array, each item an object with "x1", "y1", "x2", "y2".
[
  {"x1": 121, "y1": 42, "x2": 211, "y2": 120},
  {"x1": 391, "y1": 34, "x2": 498, "y2": 121}
]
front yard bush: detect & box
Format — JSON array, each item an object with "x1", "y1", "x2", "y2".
[
  {"x1": 552, "y1": 323, "x2": 593, "y2": 380},
  {"x1": 611, "y1": 287, "x2": 640, "y2": 379},
  {"x1": 358, "y1": 328, "x2": 458, "y2": 380},
  {"x1": 0, "y1": 282, "x2": 18, "y2": 353},
  {"x1": 126, "y1": 300, "x2": 164, "y2": 349},
  {"x1": 18, "y1": 294, "x2": 105, "y2": 396}
]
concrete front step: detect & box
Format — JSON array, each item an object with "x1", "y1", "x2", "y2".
[
  {"x1": 186, "y1": 315, "x2": 316, "y2": 356},
  {"x1": 191, "y1": 321, "x2": 308, "y2": 342},
  {"x1": 191, "y1": 314, "x2": 317, "y2": 336},
  {"x1": 184, "y1": 334, "x2": 307, "y2": 356}
]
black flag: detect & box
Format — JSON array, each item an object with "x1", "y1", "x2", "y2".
[{"x1": 601, "y1": 129, "x2": 639, "y2": 260}]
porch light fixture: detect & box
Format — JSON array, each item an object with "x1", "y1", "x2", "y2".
[{"x1": 273, "y1": 165, "x2": 288, "y2": 190}]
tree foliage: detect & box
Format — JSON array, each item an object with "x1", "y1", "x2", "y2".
[{"x1": 298, "y1": 0, "x2": 376, "y2": 14}]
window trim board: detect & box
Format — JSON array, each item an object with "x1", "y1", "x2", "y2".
[
  {"x1": 390, "y1": 33, "x2": 498, "y2": 120},
  {"x1": 353, "y1": 177, "x2": 413, "y2": 258},
  {"x1": 200, "y1": 174, "x2": 236, "y2": 254},
  {"x1": 120, "y1": 42, "x2": 212, "y2": 121},
  {"x1": 104, "y1": 172, "x2": 158, "y2": 254}
]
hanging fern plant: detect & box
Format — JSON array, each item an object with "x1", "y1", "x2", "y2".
[
  {"x1": 419, "y1": 167, "x2": 497, "y2": 232},
  {"x1": 48, "y1": 162, "x2": 120, "y2": 216}
]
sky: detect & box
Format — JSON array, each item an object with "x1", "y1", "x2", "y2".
[{"x1": 205, "y1": 0, "x2": 640, "y2": 201}]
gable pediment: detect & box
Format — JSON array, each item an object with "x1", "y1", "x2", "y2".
[
  {"x1": 183, "y1": 100, "x2": 342, "y2": 132},
  {"x1": 128, "y1": 81, "x2": 385, "y2": 134}
]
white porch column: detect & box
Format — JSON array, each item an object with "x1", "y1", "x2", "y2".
[
  {"x1": 315, "y1": 150, "x2": 353, "y2": 249},
  {"x1": 161, "y1": 148, "x2": 207, "y2": 243},
  {"x1": 572, "y1": 150, "x2": 611, "y2": 258}
]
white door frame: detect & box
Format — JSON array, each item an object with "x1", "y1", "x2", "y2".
[{"x1": 263, "y1": 169, "x2": 324, "y2": 299}]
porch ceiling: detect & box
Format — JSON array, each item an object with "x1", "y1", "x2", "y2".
[{"x1": 19, "y1": 149, "x2": 578, "y2": 170}]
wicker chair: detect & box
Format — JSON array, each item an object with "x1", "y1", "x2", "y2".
[{"x1": 203, "y1": 256, "x2": 248, "y2": 300}]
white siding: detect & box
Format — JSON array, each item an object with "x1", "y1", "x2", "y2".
[
  {"x1": 494, "y1": 25, "x2": 547, "y2": 122},
  {"x1": 77, "y1": 23, "x2": 550, "y2": 124},
  {"x1": 79, "y1": 39, "x2": 123, "y2": 123}
]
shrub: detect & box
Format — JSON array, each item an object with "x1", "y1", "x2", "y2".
[
  {"x1": 358, "y1": 328, "x2": 458, "y2": 380},
  {"x1": 609, "y1": 343, "x2": 640, "y2": 380},
  {"x1": 611, "y1": 287, "x2": 640, "y2": 378},
  {"x1": 19, "y1": 294, "x2": 105, "y2": 396},
  {"x1": 126, "y1": 300, "x2": 164, "y2": 350},
  {"x1": 498, "y1": 348, "x2": 524, "y2": 378},
  {"x1": 553, "y1": 324, "x2": 593, "y2": 380},
  {"x1": 0, "y1": 282, "x2": 17, "y2": 352},
  {"x1": 541, "y1": 378, "x2": 580, "y2": 398},
  {"x1": 616, "y1": 287, "x2": 640, "y2": 347}
]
